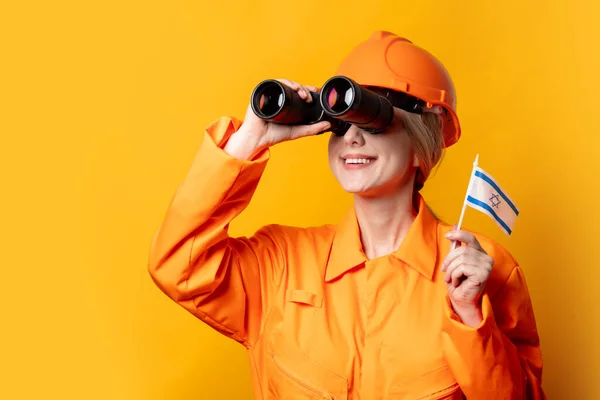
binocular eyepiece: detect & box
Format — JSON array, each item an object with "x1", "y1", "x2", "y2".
[{"x1": 250, "y1": 76, "x2": 395, "y2": 136}]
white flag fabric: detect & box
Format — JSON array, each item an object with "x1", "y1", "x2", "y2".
[{"x1": 466, "y1": 167, "x2": 519, "y2": 235}]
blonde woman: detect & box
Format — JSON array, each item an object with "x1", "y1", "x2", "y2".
[{"x1": 149, "y1": 31, "x2": 545, "y2": 399}]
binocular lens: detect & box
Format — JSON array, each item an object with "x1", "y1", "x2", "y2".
[
  {"x1": 251, "y1": 79, "x2": 325, "y2": 125},
  {"x1": 253, "y1": 81, "x2": 285, "y2": 118},
  {"x1": 325, "y1": 81, "x2": 354, "y2": 114},
  {"x1": 320, "y1": 76, "x2": 393, "y2": 133}
]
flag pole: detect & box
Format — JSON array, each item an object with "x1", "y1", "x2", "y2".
[{"x1": 451, "y1": 154, "x2": 480, "y2": 251}]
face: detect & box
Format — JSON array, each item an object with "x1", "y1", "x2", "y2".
[{"x1": 328, "y1": 108, "x2": 419, "y2": 197}]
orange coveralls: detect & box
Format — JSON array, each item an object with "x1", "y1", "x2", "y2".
[{"x1": 148, "y1": 116, "x2": 545, "y2": 399}]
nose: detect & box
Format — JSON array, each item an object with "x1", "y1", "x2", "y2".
[{"x1": 343, "y1": 125, "x2": 366, "y2": 147}]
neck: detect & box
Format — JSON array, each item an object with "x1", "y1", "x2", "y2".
[{"x1": 354, "y1": 186, "x2": 418, "y2": 260}]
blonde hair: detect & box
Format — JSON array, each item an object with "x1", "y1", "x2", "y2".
[{"x1": 400, "y1": 110, "x2": 445, "y2": 192}]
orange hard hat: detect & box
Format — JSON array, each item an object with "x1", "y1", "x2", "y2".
[{"x1": 335, "y1": 31, "x2": 461, "y2": 147}]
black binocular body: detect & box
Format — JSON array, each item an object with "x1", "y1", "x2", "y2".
[{"x1": 250, "y1": 76, "x2": 416, "y2": 136}]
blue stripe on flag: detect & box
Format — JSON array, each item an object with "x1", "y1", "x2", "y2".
[
  {"x1": 474, "y1": 171, "x2": 519, "y2": 215},
  {"x1": 467, "y1": 195, "x2": 512, "y2": 235}
]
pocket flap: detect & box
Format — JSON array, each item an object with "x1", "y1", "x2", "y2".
[
  {"x1": 268, "y1": 328, "x2": 348, "y2": 399},
  {"x1": 390, "y1": 364, "x2": 461, "y2": 399},
  {"x1": 286, "y1": 289, "x2": 323, "y2": 307}
]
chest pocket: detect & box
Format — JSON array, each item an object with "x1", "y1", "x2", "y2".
[
  {"x1": 287, "y1": 288, "x2": 323, "y2": 307},
  {"x1": 388, "y1": 364, "x2": 463, "y2": 400},
  {"x1": 266, "y1": 290, "x2": 348, "y2": 400},
  {"x1": 280, "y1": 288, "x2": 324, "y2": 343}
]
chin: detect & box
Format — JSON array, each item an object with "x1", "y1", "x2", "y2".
[
  {"x1": 339, "y1": 181, "x2": 379, "y2": 196},
  {"x1": 339, "y1": 176, "x2": 411, "y2": 198}
]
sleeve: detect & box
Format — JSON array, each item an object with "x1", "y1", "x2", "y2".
[
  {"x1": 441, "y1": 265, "x2": 546, "y2": 399},
  {"x1": 147, "y1": 116, "x2": 286, "y2": 348}
]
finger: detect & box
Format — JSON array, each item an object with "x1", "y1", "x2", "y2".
[
  {"x1": 290, "y1": 121, "x2": 331, "y2": 139},
  {"x1": 450, "y1": 263, "x2": 485, "y2": 288},
  {"x1": 305, "y1": 85, "x2": 319, "y2": 92},
  {"x1": 300, "y1": 86, "x2": 313, "y2": 103},
  {"x1": 441, "y1": 245, "x2": 471, "y2": 272},
  {"x1": 275, "y1": 79, "x2": 313, "y2": 103},
  {"x1": 448, "y1": 263, "x2": 479, "y2": 287},
  {"x1": 448, "y1": 265, "x2": 464, "y2": 287},
  {"x1": 450, "y1": 265, "x2": 473, "y2": 288},
  {"x1": 449, "y1": 224, "x2": 461, "y2": 249},
  {"x1": 443, "y1": 247, "x2": 490, "y2": 277},
  {"x1": 276, "y1": 79, "x2": 299, "y2": 90},
  {"x1": 444, "y1": 253, "x2": 468, "y2": 282},
  {"x1": 298, "y1": 85, "x2": 315, "y2": 103},
  {"x1": 297, "y1": 88, "x2": 308, "y2": 100},
  {"x1": 445, "y1": 229, "x2": 485, "y2": 252},
  {"x1": 444, "y1": 250, "x2": 482, "y2": 282}
]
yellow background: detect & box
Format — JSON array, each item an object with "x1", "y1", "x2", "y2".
[{"x1": 2, "y1": 0, "x2": 599, "y2": 398}]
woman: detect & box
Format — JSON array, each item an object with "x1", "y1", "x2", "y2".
[{"x1": 148, "y1": 31, "x2": 545, "y2": 399}]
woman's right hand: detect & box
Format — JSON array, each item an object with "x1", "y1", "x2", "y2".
[{"x1": 223, "y1": 79, "x2": 331, "y2": 160}]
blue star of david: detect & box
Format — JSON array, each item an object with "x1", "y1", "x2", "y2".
[{"x1": 489, "y1": 193, "x2": 501, "y2": 209}]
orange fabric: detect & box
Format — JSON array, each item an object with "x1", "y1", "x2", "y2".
[{"x1": 148, "y1": 116, "x2": 545, "y2": 399}]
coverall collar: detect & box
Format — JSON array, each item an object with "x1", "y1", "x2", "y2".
[{"x1": 326, "y1": 194, "x2": 439, "y2": 282}]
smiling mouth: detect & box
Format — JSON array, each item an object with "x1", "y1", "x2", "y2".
[{"x1": 343, "y1": 158, "x2": 377, "y2": 164}]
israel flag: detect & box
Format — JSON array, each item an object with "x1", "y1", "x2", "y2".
[{"x1": 465, "y1": 165, "x2": 519, "y2": 235}]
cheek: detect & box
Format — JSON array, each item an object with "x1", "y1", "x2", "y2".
[
  {"x1": 374, "y1": 139, "x2": 414, "y2": 176},
  {"x1": 327, "y1": 136, "x2": 341, "y2": 164},
  {"x1": 391, "y1": 147, "x2": 413, "y2": 167}
]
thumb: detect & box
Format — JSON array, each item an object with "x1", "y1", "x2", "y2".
[{"x1": 289, "y1": 121, "x2": 331, "y2": 140}]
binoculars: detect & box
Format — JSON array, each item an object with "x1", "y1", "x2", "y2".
[{"x1": 250, "y1": 76, "x2": 402, "y2": 136}]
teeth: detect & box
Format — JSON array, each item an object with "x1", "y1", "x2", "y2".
[{"x1": 344, "y1": 158, "x2": 375, "y2": 164}]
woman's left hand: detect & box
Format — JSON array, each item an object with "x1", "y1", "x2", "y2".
[{"x1": 441, "y1": 228, "x2": 494, "y2": 327}]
